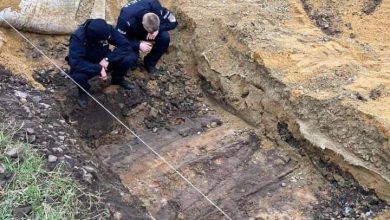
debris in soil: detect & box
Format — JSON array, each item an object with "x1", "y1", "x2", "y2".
[
  {"x1": 300, "y1": 0, "x2": 342, "y2": 35},
  {"x1": 277, "y1": 120, "x2": 388, "y2": 219},
  {"x1": 13, "y1": 204, "x2": 32, "y2": 219},
  {"x1": 141, "y1": 64, "x2": 203, "y2": 129},
  {"x1": 363, "y1": 0, "x2": 383, "y2": 14},
  {"x1": 0, "y1": 171, "x2": 14, "y2": 186},
  {"x1": 369, "y1": 84, "x2": 386, "y2": 100},
  {"x1": 38, "y1": 62, "x2": 204, "y2": 144},
  {"x1": 5, "y1": 147, "x2": 23, "y2": 158},
  {"x1": 47, "y1": 155, "x2": 58, "y2": 162}
]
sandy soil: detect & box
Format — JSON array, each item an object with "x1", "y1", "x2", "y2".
[
  {"x1": 160, "y1": 0, "x2": 390, "y2": 203},
  {"x1": 0, "y1": 0, "x2": 20, "y2": 11}
]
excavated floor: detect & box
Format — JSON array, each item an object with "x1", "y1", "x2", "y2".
[{"x1": 51, "y1": 64, "x2": 387, "y2": 219}]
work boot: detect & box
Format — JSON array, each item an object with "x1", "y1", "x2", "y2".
[
  {"x1": 112, "y1": 78, "x2": 135, "y2": 90},
  {"x1": 145, "y1": 65, "x2": 163, "y2": 76},
  {"x1": 77, "y1": 91, "x2": 89, "y2": 108}
]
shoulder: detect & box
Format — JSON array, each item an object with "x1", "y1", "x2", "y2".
[{"x1": 70, "y1": 26, "x2": 87, "y2": 47}]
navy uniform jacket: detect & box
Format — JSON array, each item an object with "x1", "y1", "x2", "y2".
[
  {"x1": 116, "y1": 0, "x2": 178, "y2": 50},
  {"x1": 68, "y1": 19, "x2": 133, "y2": 77}
]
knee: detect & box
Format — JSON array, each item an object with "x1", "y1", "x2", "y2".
[
  {"x1": 122, "y1": 54, "x2": 138, "y2": 67},
  {"x1": 157, "y1": 32, "x2": 170, "y2": 45},
  {"x1": 71, "y1": 73, "x2": 88, "y2": 82}
]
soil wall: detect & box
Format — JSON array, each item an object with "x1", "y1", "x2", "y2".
[{"x1": 162, "y1": 0, "x2": 390, "y2": 202}]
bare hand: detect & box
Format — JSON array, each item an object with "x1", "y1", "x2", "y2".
[
  {"x1": 99, "y1": 58, "x2": 109, "y2": 70},
  {"x1": 147, "y1": 30, "x2": 159, "y2": 40},
  {"x1": 140, "y1": 41, "x2": 152, "y2": 53},
  {"x1": 100, "y1": 67, "x2": 108, "y2": 81}
]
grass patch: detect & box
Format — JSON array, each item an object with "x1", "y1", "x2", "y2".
[{"x1": 0, "y1": 128, "x2": 108, "y2": 219}]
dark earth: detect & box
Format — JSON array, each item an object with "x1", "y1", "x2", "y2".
[{"x1": 0, "y1": 65, "x2": 150, "y2": 219}]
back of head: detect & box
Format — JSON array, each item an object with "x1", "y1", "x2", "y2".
[
  {"x1": 142, "y1": 13, "x2": 160, "y2": 33},
  {"x1": 86, "y1": 19, "x2": 111, "y2": 41}
]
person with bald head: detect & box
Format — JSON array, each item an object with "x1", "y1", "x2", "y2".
[{"x1": 116, "y1": 0, "x2": 178, "y2": 75}]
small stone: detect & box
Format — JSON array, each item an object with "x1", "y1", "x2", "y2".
[
  {"x1": 110, "y1": 130, "x2": 119, "y2": 135},
  {"x1": 6, "y1": 148, "x2": 22, "y2": 158},
  {"x1": 121, "y1": 108, "x2": 131, "y2": 117},
  {"x1": 179, "y1": 127, "x2": 191, "y2": 137},
  {"x1": 31, "y1": 96, "x2": 42, "y2": 103},
  {"x1": 281, "y1": 182, "x2": 287, "y2": 187},
  {"x1": 210, "y1": 122, "x2": 218, "y2": 128},
  {"x1": 13, "y1": 205, "x2": 32, "y2": 219},
  {"x1": 25, "y1": 128, "x2": 35, "y2": 134},
  {"x1": 39, "y1": 103, "x2": 50, "y2": 109},
  {"x1": 52, "y1": 147, "x2": 63, "y2": 153},
  {"x1": 48, "y1": 155, "x2": 58, "y2": 162},
  {"x1": 64, "y1": 155, "x2": 72, "y2": 160},
  {"x1": 152, "y1": 127, "x2": 158, "y2": 133},
  {"x1": 150, "y1": 108, "x2": 158, "y2": 118},
  {"x1": 69, "y1": 139, "x2": 77, "y2": 145},
  {"x1": 113, "y1": 212, "x2": 122, "y2": 220},
  {"x1": 28, "y1": 135, "x2": 36, "y2": 143},
  {"x1": 58, "y1": 136, "x2": 65, "y2": 141},
  {"x1": 343, "y1": 207, "x2": 352, "y2": 217},
  {"x1": 14, "y1": 90, "x2": 28, "y2": 99},
  {"x1": 83, "y1": 166, "x2": 96, "y2": 174},
  {"x1": 0, "y1": 165, "x2": 5, "y2": 174},
  {"x1": 365, "y1": 210, "x2": 373, "y2": 217},
  {"x1": 83, "y1": 172, "x2": 93, "y2": 184}
]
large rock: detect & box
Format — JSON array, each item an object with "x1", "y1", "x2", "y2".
[{"x1": 0, "y1": 0, "x2": 106, "y2": 34}]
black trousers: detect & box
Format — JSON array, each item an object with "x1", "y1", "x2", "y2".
[{"x1": 70, "y1": 53, "x2": 137, "y2": 92}]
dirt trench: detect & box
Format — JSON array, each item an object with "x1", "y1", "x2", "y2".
[
  {"x1": 22, "y1": 3, "x2": 388, "y2": 218},
  {"x1": 1, "y1": 0, "x2": 389, "y2": 218},
  {"x1": 38, "y1": 65, "x2": 385, "y2": 220},
  {"x1": 26, "y1": 47, "x2": 383, "y2": 219}
]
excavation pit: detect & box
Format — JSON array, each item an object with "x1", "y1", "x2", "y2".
[{"x1": 45, "y1": 63, "x2": 387, "y2": 219}]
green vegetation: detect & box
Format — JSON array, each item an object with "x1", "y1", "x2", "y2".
[{"x1": 0, "y1": 128, "x2": 107, "y2": 219}]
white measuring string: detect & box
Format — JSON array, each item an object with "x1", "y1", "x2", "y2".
[{"x1": 0, "y1": 16, "x2": 232, "y2": 220}]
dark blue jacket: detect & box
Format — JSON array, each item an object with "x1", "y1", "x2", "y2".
[
  {"x1": 116, "y1": 0, "x2": 178, "y2": 50},
  {"x1": 68, "y1": 19, "x2": 133, "y2": 77}
]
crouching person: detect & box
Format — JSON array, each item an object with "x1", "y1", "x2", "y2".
[
  {"x1": 116, "y1": 0, "x2": 178, "y2": 75},
  {"x1": 67, "y1": 18, "x2": 137, "y2": 107}
]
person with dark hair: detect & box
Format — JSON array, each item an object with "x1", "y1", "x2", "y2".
[
  {"x1": 67, "y1": 18, "x2": 137, "y2": 107},
  {"x1": 116, "y1": 0, "x2": 178, "y2": 75}
]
